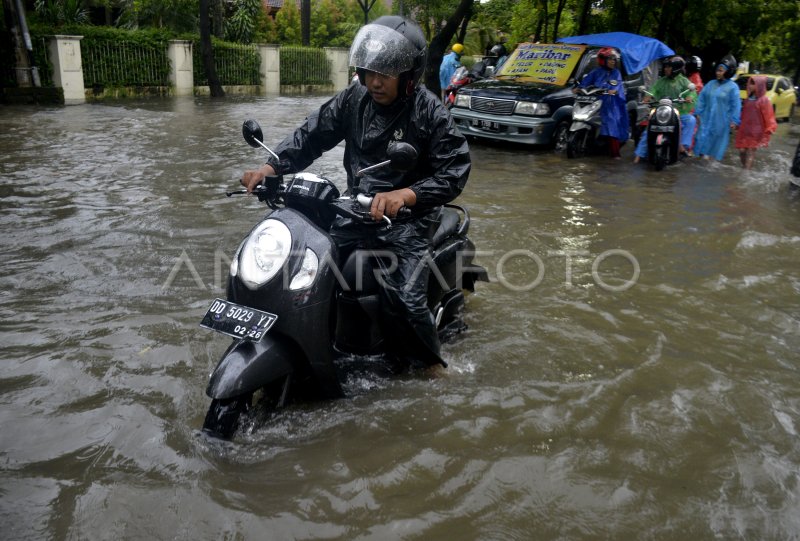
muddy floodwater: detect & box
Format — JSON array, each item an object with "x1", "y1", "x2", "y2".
[{"x1": 2, "y1": 95, "x2": 800, "y2": 540}]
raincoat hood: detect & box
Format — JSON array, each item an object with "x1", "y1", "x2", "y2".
[{"x1": 750, "y1": 75, "x2": 768, "y2": 99}]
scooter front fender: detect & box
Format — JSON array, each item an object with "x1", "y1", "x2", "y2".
[
  {"x1": 569, "y1": 121, "x2": 591, "y2": 132},
  {"x1": 206, "y1": 336, "x2": 294, "y2": 400}
]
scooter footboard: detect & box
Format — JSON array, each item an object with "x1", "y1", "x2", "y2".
[{"x1": 206, "y1": 337, "x2": 295, "y2": 400}]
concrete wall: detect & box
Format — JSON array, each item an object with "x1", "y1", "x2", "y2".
[
  {"x1": 47, "y1": 37, "x2": 350, "y2": 102},
  {"x1": 48, "y1": 36, "x2": 85, "y2": 105},
  {"x1": 168, "y1": 41, "x2": 194, "y2": 97}
]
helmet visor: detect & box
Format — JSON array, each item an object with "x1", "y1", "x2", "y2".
[{"x1": 349, "y1": 24, "x2": 419, "y2": 78}]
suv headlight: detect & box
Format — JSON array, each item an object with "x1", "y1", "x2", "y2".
[
  {"x1": 239, "y1": 219, "x2": 292, "y2": 289},
  {"x1": 515, "y1": 101, "x2": 550, "y2": 116},
  {"x1": 454, "y1": 93, "x2": 471, "y2": 108}
]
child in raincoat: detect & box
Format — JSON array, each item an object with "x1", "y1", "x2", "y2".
[
  {"x1": 735, "y1": 76, "x2": 777, "y2": 169},
  {"x1": 576, "y1": 47, "x2": 629, "y2": 158},
  {"x1": 694, "y1": 56, "x2": 741, "y2": 161}
]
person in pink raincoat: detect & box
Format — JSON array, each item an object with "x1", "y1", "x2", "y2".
[{"x1": 735, "y1": 75, "x2": 777, "y2": 169}]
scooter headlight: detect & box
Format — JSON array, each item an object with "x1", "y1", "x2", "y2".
[
  {"x1": 289, "y1": 248, "x2": 319, "y2": 290},
  {"x1": 573, "y1": 100, "x2": 602, "y2": 121},
  {"x1": 239, "y1": 219, "x2": 292, "y2": 289},
  {"x1": 454, "y1": 93, "x2": 471, "y2": 108},
  {"x1": 655, "y1": 105, "x2": 673, "y2": 124},
  {"x1": 229, "y1": 239, "x2": 245, "y2": 277}
]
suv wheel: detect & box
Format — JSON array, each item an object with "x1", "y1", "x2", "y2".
[{"x1": 552, "y1": 121, "x2": 569, "y2": 152}]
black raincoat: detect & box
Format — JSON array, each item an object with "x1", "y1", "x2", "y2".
[
  {"x1": 268, "y1": 83, "x2": 471, "y2": 367},
  {"x1": 268, "y1": 83, "x2": 470, "y2": 207}
]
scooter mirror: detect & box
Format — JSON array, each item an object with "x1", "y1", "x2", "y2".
[
  {"x1": 387, "y1": 141, "x2": 418, "y2": 172},
  {"x1": 242, "y1": 119, "x2": 264, "y2": 149}
]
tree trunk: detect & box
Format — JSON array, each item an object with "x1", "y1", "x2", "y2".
[
  {"x1": 542, "y1": 0, "x2": 549, "y2": 42},
  {"x1": 576, "y1": 0, "x2": 592, "y2": 35},
  {"x1": 200, "y1": 0, "x2": 225, "y2": 98},
  {"x1": 552, "y1": 0, "x2": 567, "y2": 41},
  {"x1": 425, "y1": 0, "x2": 474, "y2": 98},
  {"x1": 534, "y1": 12, "x2": 544, "y2": 42},
  {"x1": 654, "y1": 0, "x2": 669, "y2": 42},
  {"x1": 357, "y1": 0, "x2": 378, "y2": 25},
  {"x1": 212, "y1": 0, "x2": 225, "y2": 38},
  {"x1": 457, "y1": 4, "x2": 472, "y2": 44},
  {"x1": 301, "y1": 0, "x2": 310, "y2": 46},
  {"x1": 3, "y1": 0, "x2": 33, "y2": 87}
]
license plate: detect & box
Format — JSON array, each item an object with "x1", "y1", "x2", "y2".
[
  {"x1": 649, "y1": 125, "x2": 675, "y2": 133},
  {"x1": 200, "y1": 298, "x2": 277, "y2": 341},
  {"x1": 473, "y1": 119, "x2": 501, "y2": 132}
]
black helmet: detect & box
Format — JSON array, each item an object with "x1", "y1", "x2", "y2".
[
  {"x1": 664, "y1": 55, "x2": 685, "y2": 77},
  {"x1": 686, "y1": 55, "x2": 702, "y2": 73},
  {"x1": 716, "y1": 54, "x2": 737, "y2": 79},
  {"x1": 489, "y1": 44, "x2": 507, "y2": 58},
  {"x1": 349, "y1": 16, "x2": 427, "y2": 96}
]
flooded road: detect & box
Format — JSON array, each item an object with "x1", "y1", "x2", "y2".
[{"x1": 2, "y1": 95, "x2": 800, "y2": 540}]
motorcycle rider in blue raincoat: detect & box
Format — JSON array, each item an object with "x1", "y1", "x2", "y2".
[{"x1": 576, "y1": 47, "x2": 629, "y2": 158}]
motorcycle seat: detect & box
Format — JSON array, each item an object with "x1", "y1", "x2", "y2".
[{"x1": 431, "y1": 208, "x2": 460, "y2": 248}]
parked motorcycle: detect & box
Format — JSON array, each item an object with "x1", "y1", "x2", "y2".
[
  {"x1": 566, "y1": 86, "x2": 610, "y2": 158},
  {"x1": 640, "y1": 87, "x2": 693, "y2": 171},
  {"x1": 199, "y1": 120, "x2": 488, "y2": 439}
]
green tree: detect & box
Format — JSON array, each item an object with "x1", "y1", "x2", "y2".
[
  {"x1": 275, "y1": 0, "x2": 301, "y2": 44},
  {"x1": 33, "y1": 0, "x2": 90, "y2": 26},
  {"x1": 225, "y1": 0, "x2": 261, "y2": 43},
  {"x1": 480, "y1": 0, "x2": 800, "y2": 81},
  {"x1": 117, "y1": 0, "x2": 198, "y2": 31}
]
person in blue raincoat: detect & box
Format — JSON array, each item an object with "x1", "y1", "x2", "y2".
[
  {"x1": 694, "y1": 55, "x2": 741, "y2": 161},
  {"x1": 439, "y1": 43, "x2": 464, "y2": 99},
  {"x1": 575, "y1": 47, "x2": 629, "y2": 158}
]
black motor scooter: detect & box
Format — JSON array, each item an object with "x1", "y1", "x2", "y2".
[
  {"x1": 199, "y1": 120, "x2": 488, "y2": 439},
  {"x1": 640, "y1": 86, "x2": 694, "y2": 171}
]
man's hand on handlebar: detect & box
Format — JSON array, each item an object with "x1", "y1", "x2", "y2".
[
  {"x1": 370, "y1": 188, "x2": 416, "y2": 222},
  {"x1": 241, "y1": 163, "x2": 277, "y2": 193}
]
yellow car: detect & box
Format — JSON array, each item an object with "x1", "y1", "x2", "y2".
[{"x1": 735, "y1": 74, "x2": 797, "y2": 121}]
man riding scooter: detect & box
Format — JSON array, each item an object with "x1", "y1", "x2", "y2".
[
  {"x1": 241, "y1": 16, "x2": 471, "y2": 370},
  {"x1": 633, "y1": 56, "x2": 697, "y2": 163}
]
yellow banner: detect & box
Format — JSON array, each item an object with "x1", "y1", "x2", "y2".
[{"x1": 497, "y1": 43, "x2": 587, "y2": 86}]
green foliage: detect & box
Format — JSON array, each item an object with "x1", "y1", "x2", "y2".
[
  {"x1": 475, "y1": 0, "x2": 800, "y2": 79},
  {"x1": 275, "y1": 0, "x2": 302, "y2": 45},
  {"x1": 193, "y1": 38, "x2": 260, "y2": 85},
  {"x1": 253, "y1": 4, "x2": 278, "y2": 43},
  {"x1": 306, "y1": 0, "x2": 383, "y2": 48},
  {"x1": 29, "y1": 24, "x2": 173, "y2": 87},
  {"x1": 280, "y1": 45, "x2": 331, "y2": 85},
  {"x1": 117, "y1": 0, "x2": 198, "y2": 31},
  {"x1": 225, "y1": 0, "x2": 262, "y2": 43},
  {"x1": 33, "y1": 0, "x2": 91, "y2": 26}
]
